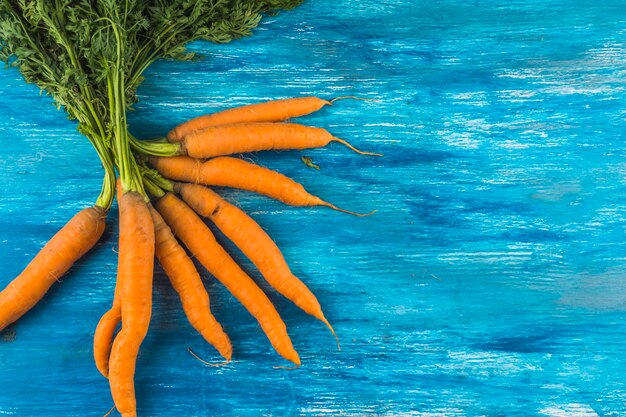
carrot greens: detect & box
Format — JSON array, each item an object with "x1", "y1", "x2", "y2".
[{"x1": 0, "y1": 0, "x2": 303, "y2": 204}]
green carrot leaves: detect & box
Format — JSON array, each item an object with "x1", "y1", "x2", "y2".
[{"x1": 0, "y1": 0, "x2": 303, "y2": 206}]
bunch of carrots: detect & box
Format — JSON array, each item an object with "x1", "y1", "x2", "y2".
[
  {"x1": 0, "y1": 95, "x2": 380, "y2": 416},
  {"x1": 0, "y1": 0, "x2": 382, "y2": 415}
]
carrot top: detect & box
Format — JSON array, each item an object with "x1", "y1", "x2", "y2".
[{"x1": 0, "y1": 0, "x2": 305, "y2": 205}]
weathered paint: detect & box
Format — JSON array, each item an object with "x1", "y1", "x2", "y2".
[{"x1": 1, "y1": 1, "x2": 625, "y2": 415}]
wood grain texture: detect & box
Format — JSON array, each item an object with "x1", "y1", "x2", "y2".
[{"x1": 1, "y1": 1, "x2": 626, "y2": 416}]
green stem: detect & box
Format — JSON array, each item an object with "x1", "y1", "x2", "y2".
[
  {"x1": 140, "y1": 163, "x2": 174, "y2": 199},
  {"x1": 86, "y1": 130, "x2": 116, "y2": 210},
  {"x1": 142, "y1": 176, "x2": 165, "y2": 199},
  {"x1": 95, "y1": 166, "x2": 116, "y2": 210},
  {"x1": 130, "y1": 135, "x2": 182, "y2": 157},
  {"x1": 140, "y1": 165, "x2": 174, "y2": 193},
  {"x1": 106, "y1": 17, "x2": 145, "y2": 198}
]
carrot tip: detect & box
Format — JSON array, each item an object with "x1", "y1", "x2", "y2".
[
  {"x1": 331, "y1": 138, "x2": 383, "y2": 157},
  {"x1": 320, "y1": 316, "x2": 341, "y2": 352},
  {"x1": 103, "y1": 405, "x2": 115, "y2": 417},
  {"x1": 329, "y1": 95, "x2": 381, "y2": 104},
  {"x1": 325, "y1": 203, "x2": 377, "y2": 217},
  {"x1": 187, "y1": 347, "x2": 231, "y2": 367},
  {"x1": 97, "y1": 367, "x2": 109, "y2": 379}
]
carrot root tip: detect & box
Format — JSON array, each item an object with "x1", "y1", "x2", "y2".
[
  {"x1": 187, "y1": 347, "x2": 231, "y2": 367},
  {"x1": 329, "y1": 95, "x2": 381, "y2": 104},
  {"x1": 103, "y1": 405, "x2": 115, "y2": 417},
  {"x1": 325, "y1": 203, "x2": 377, "y2": 217},
  {"x1": 331, "y1": 138, "x2": 383, "y2": 157},
  {"x1": 321, "y1": 316, "x2": 341, "y2": 351}
]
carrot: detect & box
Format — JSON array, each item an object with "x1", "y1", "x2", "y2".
[
  {"x1": 108, "y1": 192, "x2": 154, "y2": 417},
  {"x1": 0, "y1": 206, "x2": 106, "y2": 331},
  {"x1": 149, "y1": 205, "x2": 232, "y2": 361},
  {"x1": 167, "y1": 96, "x2": 376, "y2": 142},
  {"x1": 149, "y1": 156, "x2": 372, "y2": 216},
  {"x1": 179, "y1": 122, "x2": 381, "y2": 158},
  {"x1": 167, "y1": 97, "x2": 332, "y2": 142},
  {"x1": 175, "y1": 183, "x2": 338, "y2": 345},
  {"x1": 155, "y1": 192, "x2": 300, "y2": 366},
  {"x1": 93, "y1": 290, "x2": 121, "y2": 378}
]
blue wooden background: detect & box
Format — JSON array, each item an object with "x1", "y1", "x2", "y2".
[{"x1": 1, "y1": 1, "x2": 626, "y2": 416}]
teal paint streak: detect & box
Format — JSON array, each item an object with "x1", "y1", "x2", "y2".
[{"x1": 1, "y1": 1, "x2": 626, "y2": 416}]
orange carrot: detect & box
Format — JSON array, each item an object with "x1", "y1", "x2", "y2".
[
  {"x1": 93, "y1": 289, "x2": 121, "y2": 378},
  {"x1": 175, "y1": 183, "x2": 338, "y2": 344},
  {"x1": 167, "y1": 97, "x2": 332, "y2": 142},
  {"x1": 179, "y1": 122, "x2": 381, "y2": 157},
  {"x1": 155, "y1": 192, "x2": 300, "y2": 366},
  {"x1": 0, "y1": 206, "x2": 106, "y2": 331},
  {"x1": 149, "y1": 156, "x2": 371, "y2": 216},
  {"x1": 149, "y1": 205, "x2": 232, "y2": 361},
  {"x1": 108, "y1": 192, "x2": 154, "y2": 417}
]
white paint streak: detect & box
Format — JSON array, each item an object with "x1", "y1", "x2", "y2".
[{"x1": 539, "y1": 403, "x2": 599, "y2": 417}]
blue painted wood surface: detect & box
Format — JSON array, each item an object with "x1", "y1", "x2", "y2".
[{"x1": 1, "y1": 1, "x2": 626, "y2": 416}]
